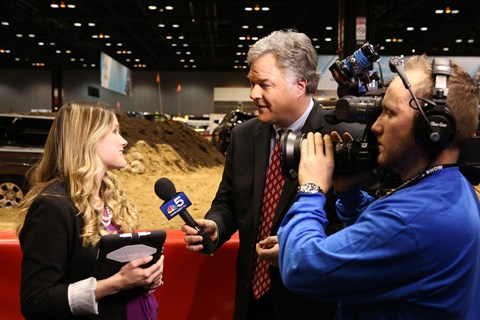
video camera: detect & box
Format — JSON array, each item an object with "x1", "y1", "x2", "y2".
[
  {"x1": 280, "y1": 43, "x2": 385, "y2": 180},
  {"x1": 279, "y1": 44, "x2": 480, "y2": 186}
]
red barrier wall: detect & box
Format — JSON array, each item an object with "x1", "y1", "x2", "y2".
[{"x1": 0, "y1": 230, "x2": 238, "y2": 320}]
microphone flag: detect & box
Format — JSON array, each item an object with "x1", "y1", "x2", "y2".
[{"x1": 160, "y1": 192, "x2": 192, "y2": 220}]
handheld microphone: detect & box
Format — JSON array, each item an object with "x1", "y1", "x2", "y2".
[{"x1": 154, "y1": 177, "x2": 216, "y2": 254}]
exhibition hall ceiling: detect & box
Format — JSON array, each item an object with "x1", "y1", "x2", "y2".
[{"x1": 0, "y1": 0, "x2": 478, "y2": 71}]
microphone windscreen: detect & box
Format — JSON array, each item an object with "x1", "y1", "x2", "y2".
[
  {"x1": 388, "y1": 56, "x2": 402, "y2": 73},
  {"x1": 154, "y1": 177, "x2": 177, "y2": 200}
]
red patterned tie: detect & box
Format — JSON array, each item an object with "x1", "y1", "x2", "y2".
[{"x1": 252, "y1": 138, "x2": 285, "y2": 299}]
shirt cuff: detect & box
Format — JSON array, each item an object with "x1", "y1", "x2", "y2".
[{"x1": 68, "y1": 277, "x2": 99, "y2": 316}]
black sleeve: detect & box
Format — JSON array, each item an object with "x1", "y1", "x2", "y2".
[
  {"x1": 19, "y1": 195, "x2": 80, "y2": 319},
  {"x1": 205, "y1": 126, "x2": 240, "y2": 248}
]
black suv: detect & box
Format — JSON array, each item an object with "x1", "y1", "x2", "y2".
[
  {"x1": 211, "y1": 110, "x2": 256, "y2": 154},
  {"x1": 0, "y1": 113, "x2": 54, "y2": 208}
]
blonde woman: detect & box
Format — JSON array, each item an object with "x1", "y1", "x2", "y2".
[{"x1": 17, "y1": 101, "x2": 164, "y2": 319}]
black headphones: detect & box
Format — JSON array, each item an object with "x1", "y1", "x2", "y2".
[{"x1": 389, "y1": 57, "x2": 456, "y2": 151}]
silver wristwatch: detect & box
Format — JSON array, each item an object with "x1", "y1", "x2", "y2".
[{"x1": 298, "y1": 182, "x2": 324, "y2": 194}]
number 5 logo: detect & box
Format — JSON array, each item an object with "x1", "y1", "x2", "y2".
[{"x1": 173, "y1": 195, "x2": 185, "y2": 207}]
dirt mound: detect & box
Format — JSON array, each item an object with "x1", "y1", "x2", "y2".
[{"x1": 117, "y1": 113, "x2": 224, "y2": 168}]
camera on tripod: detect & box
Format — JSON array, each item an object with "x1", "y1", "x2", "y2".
[{"x1": 279, "y1": 43, "x2": 385, "y2": 180}]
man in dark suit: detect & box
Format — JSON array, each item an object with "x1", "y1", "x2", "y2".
[{"x1": 181, "y1": 29, "x2": 364, "y2": 320}]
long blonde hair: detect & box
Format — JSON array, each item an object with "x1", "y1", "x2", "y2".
[{"x1": 17, "y1": 101, "x2": 139, "y2": 247}]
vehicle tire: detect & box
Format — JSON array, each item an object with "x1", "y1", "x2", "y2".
[{"x1": 0, "y1": 175, "x2": 27, "y2": 209}]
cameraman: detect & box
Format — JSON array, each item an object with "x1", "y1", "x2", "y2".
[{"x1": 277, "y1": 55, "x2": 480, "y2": 319}]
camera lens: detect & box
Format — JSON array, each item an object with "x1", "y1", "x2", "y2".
[
  {"x1": 335, "y1": 95, "x2": 383, "y2": 125},
  {"x1": 279, "y1": 130, "x2": 378, "y2": 179}
]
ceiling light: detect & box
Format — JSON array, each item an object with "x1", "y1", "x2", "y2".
[
  {"x1": 325, "y1": 38, "x2": 332, "y2": 42},
  {"x1": 165, "y1": 6, "x2": 174, "y2": 10},
  {"x1": 435, "y1": 9, "x2": 443, "y2": 14},
  {"x1": 158, "y1": 23, "x2": 165, "y2": 28},
  {"x1": 242, "y1": 25, "x2": 249, "y2": 29},
  {"x1": 455, "y1": 39, "x2": 462, "y2": 43},
  {"x1": 88, "y1": 23, "x2": 95, "y2": 27},
  {"x1": 1, "y1": 22, "x2": 9, "y2": 26},
  {"x1": 257, "y1": 25, "x2": 263, "y2": 29},
  {"x1": 172, "y1": 24, "x2": 179, "y2": 28},
  {"x1": 407, "y1": 27, "x2": 414, "y2": 31},
  {"x1": 245, "y1": 7, "x2": 253, "y2": 11},
  {"x1": 443, "y1": 47, "x2": 449, "y2": 51},
  {"x1": 148, "y1": 6, "x2": 157, "y2": 10},
  {"x1": 326, "y1": 26, "x2": 333, "y2": 30},
  {"x1": 420, "y1": 27, "x2": 428, "y2": 31},
  {"x1": 74, "y1": 22, "x2": 81, "y2": 27},
  {"x1": 468, "y1": 39, "x2": 475, "y2": 43}
]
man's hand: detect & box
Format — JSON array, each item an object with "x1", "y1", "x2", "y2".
[
  {"x1": 180, "y1": 219, "x2": 218, "y2": 254},
  {"x1": 331, "y1": 131, "x2": 372, "y2": 193},
  {"x1": 256, "y1": 236, "x2": 279, "y2": 267},
  {"x1": 298, "y1": 132, "x2": 334, "y2": 193}
]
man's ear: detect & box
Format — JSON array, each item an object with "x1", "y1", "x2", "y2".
[{"x1": 296, "y1": 78, "x2": 308, "y2": 95}]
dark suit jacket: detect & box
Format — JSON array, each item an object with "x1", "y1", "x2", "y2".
[
  {"x1": 205, "y1": 100, "x2": 365, "y2": 320},
  {"x1": 19, "y1": 183, "x2": 139, "y2": 319}
]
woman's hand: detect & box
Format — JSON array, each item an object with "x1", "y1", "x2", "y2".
[{"x1": 95, "y1": 254, "x2": 165, "y2": 300}]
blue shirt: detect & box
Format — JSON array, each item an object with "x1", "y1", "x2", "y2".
[{"x1": 278, "y1": 167, "x2": 480, "y2": 319}]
